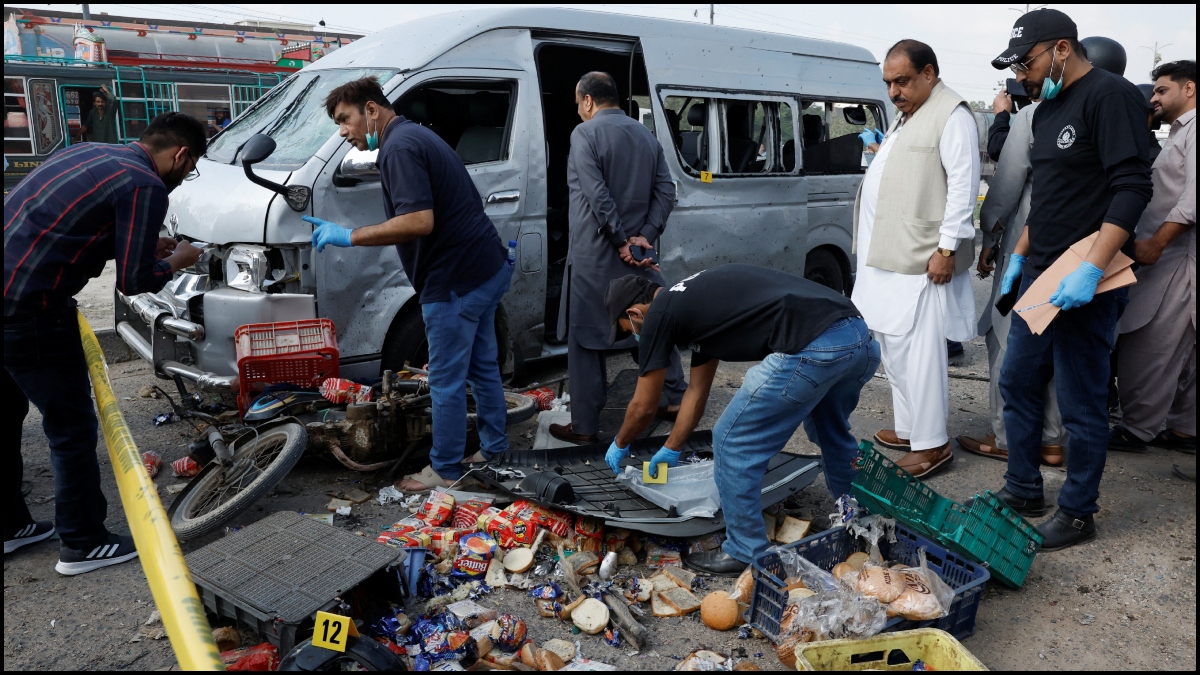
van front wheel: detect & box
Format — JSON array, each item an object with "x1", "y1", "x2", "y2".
[{"x1": 804, "y1": 248, "x2": 846, "y2": 295}]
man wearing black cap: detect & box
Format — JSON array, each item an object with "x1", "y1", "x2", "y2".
[
  {"x1": 985, "y1": 8, "x2": 1153, "y2": 551},
  {"x1": 600, "y1": 264, "x2": 879, "y2": 575}
]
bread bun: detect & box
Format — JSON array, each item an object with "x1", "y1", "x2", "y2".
[
  {"x1": 831, "y1": 562, "x2": 856, "y2": 581},
  {"x1": 536, "y1": 647, "x2": 567, "y2": 671},
  {"x1": 845, "y1": 551, "x2": 870, "y2": 570},
  {"x1": 701, "y1": 591, "x2": 741, "y2": 631},
  {"x1": 889, "y1": 570, "x2": 944, "y2": 621},
  {"x1": 730, "y1": 567, "x2": 755, "y2": 602},
  {"x1": 856, "y1": 565, "x2": 905, "y2": 603}
]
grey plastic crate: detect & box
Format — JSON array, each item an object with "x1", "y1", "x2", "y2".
[{"x1": 185, "y1": 511, "x2": 401, "y2": 653}]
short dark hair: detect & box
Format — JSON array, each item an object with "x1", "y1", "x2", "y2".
[
  {"x1": 886, "y1": 39, "x2": 940, "y2": 77},
  {"x1": 1152, "y1": 59, "x2": 1197, "y2": 86},
  {"x1": 93, "y1": 90, "x2": 106, "y2": 102},
  {"x1": 323, "y1": 77, "x2": 392, "y2": 119},
  {"x1": 141, "y1": 112, "x2": 207, "y2": 160},
  {"x1": 577, "y1": 71, "x2": 619, "y2": 107}
]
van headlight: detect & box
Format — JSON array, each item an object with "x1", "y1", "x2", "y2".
[{"x1": 225, "y1": 245, "x2": 270, "y2": 293}]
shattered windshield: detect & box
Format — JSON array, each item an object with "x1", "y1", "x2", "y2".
[{"x1": 206, "y1": 68, "x2": 398, "y2": 171}]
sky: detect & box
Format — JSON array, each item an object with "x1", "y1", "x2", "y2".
[{"x1": 35, "y1": 3, "x2": 1198, "y2": 103}]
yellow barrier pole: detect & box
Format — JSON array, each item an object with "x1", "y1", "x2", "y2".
[{"x1": 77, "y1": 311, "x2": 223, "y2": 671}]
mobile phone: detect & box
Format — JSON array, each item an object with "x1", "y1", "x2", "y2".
[
  {"x1": 630, "y1": 245, "x2": 659, "y2": 265},
  {"x1": 1005, "y1": 78, "x2": 1033, "y2": 111}
]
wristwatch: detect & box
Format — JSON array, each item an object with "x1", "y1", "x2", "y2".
[{"x1": 936, "y1": 247, "x2": 956, "y2": 258}]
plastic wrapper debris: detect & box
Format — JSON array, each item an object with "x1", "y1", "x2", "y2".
[
  {"x1": 377, "y1": 485, "x2": 406, "y2": 506},
  {"x1": 773, "y1": 545, "x2": 887, "y2": 643},
  {"x1": 645, "y1": 538, "x2": 684, "y2": 568},
  {"x1": 172, "y1": 456, "x2": 200, "y2": 478},
  {"x1": 446, "y1": 600, "x2": 498, "y2": 629},
  {"x1": 560, "y1": 659, "x2": 617, "y2": 671},
  {"x1": 141, "y1": 451, "x2": 162, "y2": 478},
  {"x1": 617, "y1": 460, "x2": 722, "y2": 518},
  {"x1": 451, "y1": 498, "x2": 494, "y2": 530},
  {"x1": 889, "y1": 548, "x2": 953, "y2": 621},
  {"x1": 452, "y1": 532, "x2": 496, "y2": 578},
  {"x1": 522, "y1": 386, "x2": 557, "y2": 411},
  {"x1": 152, "y1": 412, "x2": 177, "y2": 426},
  {"x1": 602, "y1": 628, "x2": 620, "y2": 647},
  {"x1": 416, "y1": 490, "x2": 456, "y2": 526},
  {"x1": 489, "y1": 614, "x2": 528, "y2": 652},
  {"x1": 319, "y1": 377, "x2": 373, "y2": 404},
  {"x1": 370, "y1": 608, "x2": 413, "y2": 644},
  {"x1": 221, "y1": 642, "x2": 279, "y2": 671},
  {"x1": 830, "y1": 494, "x2": 861, "y2": 528},
  {"x1": 407, "y1": 611, "x2": 472, "y2": 669},
  {"x1": 687, "y1": 533, "x2": 724, "y2": 554},
  {"x1": 508, "y1": 500, "x2": 573, "y2": 538},
  {"x1": 528, "y1": 582, "x2": 564, "y2": 600}
]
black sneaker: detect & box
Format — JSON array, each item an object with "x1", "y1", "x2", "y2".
[
  {"x1": 1107, "y1": 426, "x2": 1148, "y2": 453},
  {"x1": 5, "y1": 520, "x2": 55, "y2": 554},
  {"x1": 55, "y1": 533, "x2": 138, "y2": 576}
]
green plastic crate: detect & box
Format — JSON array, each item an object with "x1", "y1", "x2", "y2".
[{"x1": 850, "y1": 441, "x2": 1042, "y2": 588}]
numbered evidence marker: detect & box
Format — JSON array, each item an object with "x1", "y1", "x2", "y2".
[
  {"x1": 699, "y1": 171, "x2": 713, "y2": 183},
  {"x1": 312, "y1": 611, "x2": 359, "y2": 652},
  {"x1": 642, "y1": 461, "x2": 669, "y2": 484}
]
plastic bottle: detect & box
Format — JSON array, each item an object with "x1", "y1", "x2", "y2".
[{"x1": 507, "y1": 240, "x2": 518, "y2": 266}]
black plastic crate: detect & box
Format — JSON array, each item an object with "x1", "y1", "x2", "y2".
[{"x1": 749, "y1": 523, "x2": 989, "y2": 643}]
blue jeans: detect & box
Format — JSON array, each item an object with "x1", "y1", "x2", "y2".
[
  {"x1": 715, "y1": 317, "x2": 880, "y2": 563},
  {"x1": 421, "y1": 265, "x2": 513, "y2": 480},
  {"x1": 5, "y1": 306, "x2": 109, "y2": 549},
  {"x1": 1000, "y1": 273, "x2": 1124, "y2": 518}
]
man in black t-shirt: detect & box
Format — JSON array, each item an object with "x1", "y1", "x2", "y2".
[
  {"x1": 988, "y1": 9, "x2": 1152, "y2": 551},
  {"x1": 308, "y1": 78, "x2": 511, "y2": 491},
  {"x1": 602, "y1": 265, "x2": 879, "y2": 575}
]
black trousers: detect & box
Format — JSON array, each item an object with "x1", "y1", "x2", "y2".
[{"x1": 567, "y1": 335, "x2": 687, "y2": 437}]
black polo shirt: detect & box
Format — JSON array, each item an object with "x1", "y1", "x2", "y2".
[{"x1": 378, "y1": 116, "x2": 505, "y2": 303}]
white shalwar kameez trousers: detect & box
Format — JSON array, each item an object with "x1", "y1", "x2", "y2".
[{"x1": 852, "y1": 106, "x2": 979, "y2": 450}]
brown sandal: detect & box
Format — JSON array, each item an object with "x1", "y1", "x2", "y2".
[
  {"x1": 1040, "y1": 444, "x2": 1064, "y2": 466},
  {"x1": 956, "y1": 434, "x2": 1008, "y2": 461}
]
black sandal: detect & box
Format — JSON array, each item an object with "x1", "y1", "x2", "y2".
[
  {"x1": 1152, "y1": 429, "x2": 1196, "y2": 454},
  {"x1": 1107, "y1": 426, "x2": 1147, "y2": 454}
]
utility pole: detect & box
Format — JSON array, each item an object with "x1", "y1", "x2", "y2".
[
  {"x1": 709, "y1": 4, "x2": 714, "y2": 25},
  {"x1": 1143, "y1": 41, "x2": 1172, "y2": 68},
  {"x1": 81, "y1": 3, "x2": 91, "y2": 19},
  {"x1": 1009, "y1": 4, "x2": 1046, "y2": 14}
]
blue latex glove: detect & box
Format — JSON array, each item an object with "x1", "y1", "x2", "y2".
[
  {"x1": 858, "y1": 129, "x2": 876, "y2": 147},
  {"x1": 646, "y1": 447, "x2": 682, "y2": 479},
  {"x1": 303, "y1": 215, "x2": 353, "y2": 252},
  {"x1": 1050, "y1": 261, "x2": 1104, "y2": 310},
  {"x1": 873, "y1": 128, "x2": 884, "y2": 143},
  {"x1": 1000, "y1": 253, "x2": 1025, "y2": 296},
  {"x1": 606, "y1": 440, "x2": 630, "y2": 475}
]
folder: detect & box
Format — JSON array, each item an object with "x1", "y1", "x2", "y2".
[{"x1": 1014, "y1": 232, "x2": 1137, "y2": 335}]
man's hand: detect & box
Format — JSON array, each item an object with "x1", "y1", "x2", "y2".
[
  {"x1": 927, "y1": 251, "x2": 954, "y2": 284},
  {"x1": 1050, "y1": 261, "x2": 1104, "y2": 310},
  {"x1": 976, "y1": 246, "x2": 994, "y2": 278},
  {"x1": 1001, "y1": 253, "x2": 1025, "y2": 295},
  {"x1": 100, "y1": 83, "x2": 110, "y2": 94},
  {"x1": 646, "y1": 447, "x2": 682, "y2": 479},
  {"x1": 303, "y1": 215, "x2": 354, "y2": 252},
  {"x1": 1135, "y1": 238, "x2": 1165, "y2": 265},
  {"x1": 993, "y1": 89, "x2": 1012, "y2": 115},
  {"x1": 156, "y1": 237, "x2": 178, "y2": 260},
  {"x1": 166, "y1": 241, "x2": 202, "y2": 272},
  {"x1": 619, "y1": 235, "x2": 657, "y2": 268}
]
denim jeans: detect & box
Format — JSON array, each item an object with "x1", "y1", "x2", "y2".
[
  {"x1": 1000, "y1": 273, "x2": 1124, "y2": 518},
  {"x1": 5, "y1": 306, "x2": 109, "y2": 549},
  {"x1": 715, "y1": 317, "x2": 880, "y2": 563},
  {"x1": 421, "y1": 265, "x2": 513, "y2": 480}
]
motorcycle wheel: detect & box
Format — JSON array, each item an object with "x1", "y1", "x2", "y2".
[{"x1": 168, "y1": 418, "x2": 307, "y2": 541}]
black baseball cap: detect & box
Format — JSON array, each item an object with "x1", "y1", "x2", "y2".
[
  {"x1": 992, "y1": 8, "x2": 1077, "y2": 70},
  {"x1": 605, "y1": 275, "x2": 658, "y2": 344}
]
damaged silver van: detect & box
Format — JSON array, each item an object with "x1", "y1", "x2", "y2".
[{"x1": 116, "y1": 8, "x2": 889, "y2": 389}]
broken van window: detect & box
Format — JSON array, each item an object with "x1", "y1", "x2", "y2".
[
  {"x1": 662, "y1": 95, "x2": 711, "y2": 172},
  {"x1": 396, "y1": 80, "x2": 515, "y2": 165}
]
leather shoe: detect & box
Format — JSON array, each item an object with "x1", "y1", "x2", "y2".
[
  {"x1": 683, "y1": 548, "x2": 749, "y2": 577},
  {"x1": 895, "y1": 443, "x2": 952, "y2": 478},
  {"x1": 965, "y1": 486, "x2": 1046, "y2": 518},
  {"x1": 957, "y1": 434, "x2": 1007, "y2": 461},
  {"x1": 873, "y1": 430, "x2": 911, "y2": 450},
  {"x1": 1037, "y1": 509, "x2": 1096, "y2": 551},
  {"x1": 548, "y1": 423, "x2": 599, "y2": 445},
  {"x1": 657, "y1": 405, "x2": 679, "y2": 422}
]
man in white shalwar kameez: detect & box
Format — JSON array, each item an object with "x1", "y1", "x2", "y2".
[{"x1": 852, "y1": 40, "x2": 978, "y2": 478}]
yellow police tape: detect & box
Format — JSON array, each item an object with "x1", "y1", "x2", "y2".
[{"x1": 77, "y1": 311, "x2": 224, "y2": 671}]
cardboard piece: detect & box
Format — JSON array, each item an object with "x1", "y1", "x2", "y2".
[{"x1": 1014, "y1": 232, "x2": 1137, "y2": 335}]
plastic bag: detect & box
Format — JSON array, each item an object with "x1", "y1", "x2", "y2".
[
  {"x1": 617, "y1": 460, "x2": 721, "y2": 518},
  {"x1": 889, "y1": 548, "x2": 953, "y2": 621},
  {"x1": 773, "y1": 545, "x2": 886, "y2": 642}
]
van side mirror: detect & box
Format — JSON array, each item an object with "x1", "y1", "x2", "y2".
[
  {"x1": 334, "y1": 148, "x2": 380, "y2": 187},
  {"x1": 843, "y1": 106, "x2": 868, "y2": 126},
  {"x1": 238, "y1": 133, "x2": 310, "y2": 211}
]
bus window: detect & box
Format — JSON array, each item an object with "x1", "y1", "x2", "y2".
[
  {"x1": 4, "y1": 77, "x2": 33, "y2": 155},
  {"x1": 177, "y1": 83, "x2": 233, "y2": 138}
]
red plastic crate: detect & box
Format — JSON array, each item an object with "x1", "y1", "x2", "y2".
[{"x1": 234, "y1": 319, "x2": 339, "y2": 413}]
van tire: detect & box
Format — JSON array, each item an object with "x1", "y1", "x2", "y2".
[
  {"x1": 380, "y1": 303, "x2": 514, "y2": 379},
  {"x1": 804, "y1": 247, "x2": 846, "y2": 295}
]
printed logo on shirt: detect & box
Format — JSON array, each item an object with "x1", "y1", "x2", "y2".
[
  {"x1": 1056, "y1": 125, "x2": 1076, "y2": 149},
  {"x1": 669, "y1": 270, "x2": 705, "y2": 292}
]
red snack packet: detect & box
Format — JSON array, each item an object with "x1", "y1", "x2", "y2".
[
  {"x1": 451, "y1": 498, "x2": 494, "y2": 530},
  {"x1": 485, "y1": 512, "x2": 538, "y2": 549},
  {"x1": 172, "y1": 456, "x2": 200, "y2": 478},
  {"x1": 507, "y1": 500, "x2": 572, "y2": 537},
  {"x1": 521, "y1": 386, "x2": 556, "y2": 411},
  {"x1": 377, "y1": 531, "x2": 431, "y2": 549},
  {"x1": 318, "y1": 377, "x2": 373, "y2": 404},
  {"x1": 222, "y1": 642, "x2": 279, "y2": 671},
  {"x1": 141, "y1": 451, "x2": 162, "y2": 478},
  {"x1": 421, "y1": 526, "x2": 466, "y2": 557},
  {"x1": 415, "y1": 490, "x2": 456, "y2": 527},
  {"x1": 575, "y1": 515, "x2": 605, "y2": 540}
]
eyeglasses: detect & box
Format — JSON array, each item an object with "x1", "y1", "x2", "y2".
[
  {"x1": 184, "y1": 157, "x2": 200, "y2": 181},
  {"x1": 1010, "y1": 45, "x2": 1052, "y2": 74}
]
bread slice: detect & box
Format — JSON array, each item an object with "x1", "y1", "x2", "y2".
[
  {"x1": 651, "y1": 591, "x2": 680, "y2": 617},
  {"x1": 762, "y1": 512, "x2": 778, "y2": 541},
  {"x1": 542, "y1": 639, "x2": 576, "y2": 663},
  {"x1": 650, "y1": 573, "x2": 680, "y2": 592},
  {"x1": 774, "y1": 516, "x2": 811, "y2": 544},
  {"x1": 662, "y1": 566, "x2": 696, "y2": 589},
  {"x1": 659, "y1": 586, "x2": 702, "y2": 615}
]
